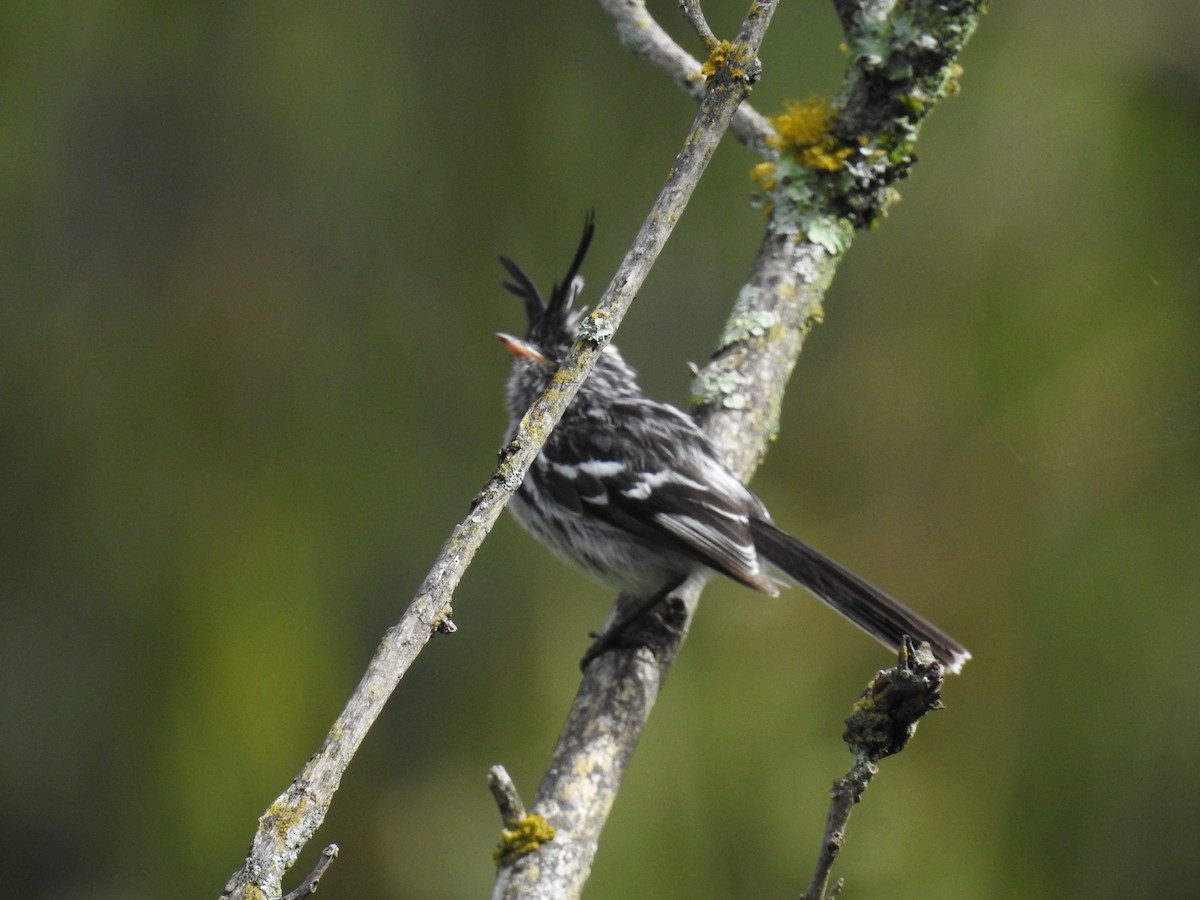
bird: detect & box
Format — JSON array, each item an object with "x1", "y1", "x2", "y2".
[{"x1": 495, "y1": 213, "x2": 970, "y2": 673}]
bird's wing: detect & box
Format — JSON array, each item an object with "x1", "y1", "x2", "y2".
[{"x1": 540, "y1": 398, "x2": 778, "y2": 594}]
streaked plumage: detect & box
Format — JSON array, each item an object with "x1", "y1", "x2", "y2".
[{"x1": 497, "y1": 214, "x2": 970, "y2": 673}]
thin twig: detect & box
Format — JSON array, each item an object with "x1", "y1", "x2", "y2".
[
  {"x1": 280, "y1": 844, "x2": 339, "y2": 900},
  {"x1": 487, "y1": 765, "x2": 527, "y2": 822},
  {"x1": 679, "y1": 0, "x2": 718, "y2": 48},
  {"x1": 597, "y1": 0, "x2": 775, "y2": 154},
  {"x1": 489, "y1": 768, "x2": 558, "y2": 868}
]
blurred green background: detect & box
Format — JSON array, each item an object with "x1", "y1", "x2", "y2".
[{"x1": 2, "y1": 1, "x2": 1198, "y2": 897}]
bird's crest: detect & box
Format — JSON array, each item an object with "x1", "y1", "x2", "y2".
[{"x1": 498, "y1": 211, "x2": 595, "y2": 349}]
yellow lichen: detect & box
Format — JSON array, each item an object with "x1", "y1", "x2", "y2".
[
  {"x1": 767, "y1": 96, "x2": 854, "y2": 172},
  {"x1": 749, "y1": 161, "x2": 777, "y2": 190},
  {"x1": 493, "y1": 813, "x2": 557, "y2": 866},
  {"x1": 700, "y1": 39, "x2": 733, "y2": 81},
  {"x1": 263, "y1": 795, "x2": 308, "y2": 840}
]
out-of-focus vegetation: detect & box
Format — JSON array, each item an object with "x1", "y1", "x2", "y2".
[{"x1": 2, "y1": 2, "x2": 1198, "y2": 897}]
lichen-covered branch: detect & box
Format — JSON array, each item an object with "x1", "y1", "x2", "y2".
[
  {"x1": 223, "y1": 0, "x2": 983, "y2": 895},
  {"x1": 490, "y1": 2, "x2": 984, "y2": 898},
  {"x1": 489, "y1": 7, "x2": 787, "y2": 900},
  {"x1": 489, "y1": 6, "x2": 781, "y2": 900},
  {"x1": 759, "y1": 0, "x2": 986, "y2": 231},
  {"x1": 487, "y1": 183, "x2": 829, "y2": 900},
  {"x1": 801, "y1": 639, "x2": 947, "y2": 900}
]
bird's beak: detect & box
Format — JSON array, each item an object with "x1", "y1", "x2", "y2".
[{"x1": 496, "y1": 332, "x2": 553, "y2": 364}]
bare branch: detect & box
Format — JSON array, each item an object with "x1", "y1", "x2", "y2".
[
  {"x1": 280, "y1": 844, "x2": 339, "y2": 900},
  {"x1": 598, "y1": 0, "x2": 775, "y2": 154},
  {"x1": 678, "y1": 0, "x2": 719, "y2": 48},
  {"x1": 488, "y1": 765, "x2": 527, "y2": 822}
]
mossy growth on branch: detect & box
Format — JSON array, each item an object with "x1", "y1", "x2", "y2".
[{"x1": 493, "y1": 813, "x2": 557, "y2": 867}]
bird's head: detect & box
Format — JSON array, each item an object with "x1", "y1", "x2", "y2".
[{"x1": 497, "y1": 212, "x2": 640, "y2": 419}]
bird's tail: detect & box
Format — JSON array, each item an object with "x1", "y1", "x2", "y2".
[{"x1": 750, "y1": 518, "x2": 971, "y2": 674}]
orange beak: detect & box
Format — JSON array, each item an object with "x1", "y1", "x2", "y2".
[{"x1": 496, "y1": 332, "x2": 552, "y2": 364}]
